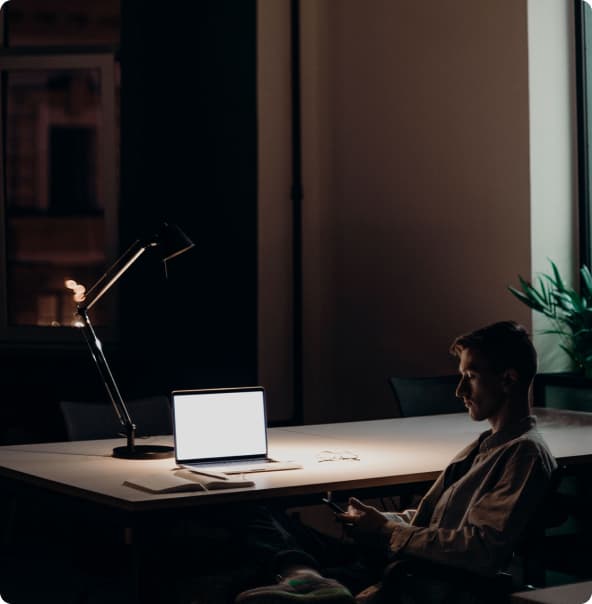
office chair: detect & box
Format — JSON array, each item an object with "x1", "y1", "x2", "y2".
[
  {"x1": 531, "y1": 372, "x2": 592, "y2": 582},
  {"x1": 532, "y1": 372, "x2": 592, "y2": 412},
  {"x1": 388, "y1": 374, "x2": 465, "y2": 418},
  {"x1": 60, "y1": 394, "x2": 172, "y2": 441},
  {"x1": 386, "y1": 375, "x2": 464, "y2": 509},
  {"x1": 512, "y1": 464, "x2": 571, "y2": 587}
]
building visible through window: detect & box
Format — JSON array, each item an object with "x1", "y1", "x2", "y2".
[{"x1": 0, "y1": 1, "x2": 119, "y2": 333}]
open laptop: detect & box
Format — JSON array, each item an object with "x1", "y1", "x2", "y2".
[{"x1": 171, "y1": 386, "x2": 302, "y2": 476}]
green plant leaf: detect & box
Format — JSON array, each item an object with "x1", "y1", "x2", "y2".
[
  {"x1": 568, "y1": 291, "x2": 585, "y2": 313},
  {"x1": 538, "y1": 277, "x2": 551, "y2": 306},
  {"x1": 507, "y1": 286, "x2": 546, "y2": 312},
  {"x1": 581, "y1": 265, "x2": 592, "y2": 302},
  {"x1": 508, "y1": 261, "x2": 592, "y2": 369},
  {"x1": 540, "y1": 328, "x2": 571, "y2": 337},
  {"x1": 572, "y1": 327, "x2": 592, "y2": 338},
  {"x1": 559, "y1": 344, "x2": 578, "y2": 363},
  {"x1": 520, "y1": 276, "x2": 550, "y2": 307},
  {"x1": 549, "y1": 258, "x2": 567, "y2": 291},
  {"x1": 551, "y1": 291, "x2": 577, "y2": 312}
]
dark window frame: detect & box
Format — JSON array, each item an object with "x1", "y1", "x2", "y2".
[{"x1": 576, "y1": 0, "x2": 592, "y2": 269}]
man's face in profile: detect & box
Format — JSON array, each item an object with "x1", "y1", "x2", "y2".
[{"x1": 456, "y1": 348, "x2": 505, "y2": 422}]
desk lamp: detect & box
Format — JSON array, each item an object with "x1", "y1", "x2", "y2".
[{"x1": 74, "y1": 222, "x2": 194, "y2": 459}]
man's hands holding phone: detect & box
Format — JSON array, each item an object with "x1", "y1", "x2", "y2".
[
  {"x1": 321, "y1": 496, "x2": 394, "y2": 548},
  {"x1": 337, "y1": 497, "x2": 389, "y2": 534}
]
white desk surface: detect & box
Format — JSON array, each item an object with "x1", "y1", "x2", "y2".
[
  {"x1": 511, "y1": 581, "x2": 592, "y2": 603},
  {"x1": 0, "y1": 408, "x2": 590, "y2": 512}
]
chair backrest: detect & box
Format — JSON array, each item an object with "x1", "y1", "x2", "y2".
[
  {"x1": 532, "y1": 372, "x2": 592, "y2": 412},
  {"x1": 388, "y1": 374, "x2": 465, "y2": 417},
  {"x1": 514, "y1": 464, "x2": 569, "y2": 587},
  {"x1": 60, "y1": 395, "x2": 172, "y2": 441}
]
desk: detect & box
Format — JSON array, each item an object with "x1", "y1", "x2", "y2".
[
  {"x1": 0, "y1": 407, "x2": 591, "y2": 512},
  {"x1": 511, "y1": 581, "x2": 592, "y2": 603},
  {"x1": 1, "y1": 408, "x2": 591, "y2": 603}
]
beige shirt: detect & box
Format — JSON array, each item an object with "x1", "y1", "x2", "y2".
[{"x1": 386, "y1": 415, "x2": 556, "y2": 575}]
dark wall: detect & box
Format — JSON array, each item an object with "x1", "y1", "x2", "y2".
[
  {"x1": 0, "y1": 1, "x2": 258, "y2": 444},
  {"x1": 119, "y1": 1, "x2": 258, "y2": 386}
]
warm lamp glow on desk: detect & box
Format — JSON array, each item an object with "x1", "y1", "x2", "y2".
[{"x1": 73, "y1": 222, "x2": 194, "y2": 460}]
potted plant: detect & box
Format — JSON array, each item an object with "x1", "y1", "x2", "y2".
[{"x1": 508, "y1": 260, "x2": 592, "y2": 377}]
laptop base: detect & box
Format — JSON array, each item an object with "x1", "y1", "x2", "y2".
[{"x1": 182, "y1": 460, "x2": 302, "y2": 475}]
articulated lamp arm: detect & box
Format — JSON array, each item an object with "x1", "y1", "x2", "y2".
[
  {"x1": 72, "y1": 223, "x2": 194, "y2": 459},
  {"x1": 75, "y1": 239, "x2": 154, "y2": 457},
  {"x1": 79, "y1": 239, "x2": 154, "y2": 312}
]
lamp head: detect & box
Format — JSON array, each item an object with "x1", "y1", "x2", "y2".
[{"x1": 151, "y1": 222, "x2": 194, "y2": 262}]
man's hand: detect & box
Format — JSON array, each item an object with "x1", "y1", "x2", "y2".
[
  {"x1": 336, "y1": 497, "x2": 397, "y2": 548},
  {"x1": 338, "y1": 498, "x2": 388, "y2": 534}
]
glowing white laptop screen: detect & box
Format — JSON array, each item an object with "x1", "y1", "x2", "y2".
[{"x1": 172, "y1": 388, "x2": 268, "y2": 462}]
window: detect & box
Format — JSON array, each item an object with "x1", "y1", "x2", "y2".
[{"x1": 0, "y1": 1, "x2": 120, "y2": 341}]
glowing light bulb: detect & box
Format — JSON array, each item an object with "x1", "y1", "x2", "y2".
[{"x1": 65, "y1": 279, "x2": 86, "y2": 302}]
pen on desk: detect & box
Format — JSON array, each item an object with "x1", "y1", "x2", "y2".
[
  {"x1": 192, "y1": 471, "x2": 229, "y2": 480},
  {"x1": 172, "y1": 467, "x2": 229, "y2": 481}
]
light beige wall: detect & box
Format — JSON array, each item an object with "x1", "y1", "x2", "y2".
[
  {"x1": 527, "y1": 0, "x2": 577, "y2": 373},
  {"x1": 300, "y1": 0, "x2": 532, "y2": 423}
]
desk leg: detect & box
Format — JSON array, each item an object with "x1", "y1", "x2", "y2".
[
  {"x1": 124, "y1": 525, "x2": 167, "y2": 604},
  {"x1": 123, "y1": 526, "x2": 142, "y2": 604},
  {"x1": 1, "y1": 496, "x2": 17, "y2": 547},
  {"x1": 124, "y1": 526, "x2": 134, "y2": 546}
]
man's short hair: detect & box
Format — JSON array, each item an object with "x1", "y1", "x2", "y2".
[{"x1": 449, "y1": 321, "x2": 537, "y2": 385}]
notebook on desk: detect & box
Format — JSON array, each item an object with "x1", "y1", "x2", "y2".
[{"x1": 171, "y1": 386, "x2": 302, "y2": 476}]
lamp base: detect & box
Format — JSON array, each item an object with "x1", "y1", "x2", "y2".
[{"x1": 112, "y1": 444, "x2": 175, "y2": 460}]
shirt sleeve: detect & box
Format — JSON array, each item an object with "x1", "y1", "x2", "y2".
[
  {"x1": 383, "y1": 510, "x2": 416, "y2": 524},
  {"x1": 388, "y1": 445, "x2": 552, "y2": 574}
]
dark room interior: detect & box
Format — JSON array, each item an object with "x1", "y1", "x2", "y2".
[{"x1": 1, "y1": 1, "x2": 591, "y2": 603}]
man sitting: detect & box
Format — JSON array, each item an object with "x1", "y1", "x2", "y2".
[{"x1": 234, "y1": 321, "x2": 557, "y2": 604}]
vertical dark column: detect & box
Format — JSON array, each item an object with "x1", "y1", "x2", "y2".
[
  {"x1": 291, "y1": 0, "x2": 303, "y2": 424},
  {"x1": 576, "y1": 0, "x2": 591, "y2": 270},
  {"x1": 118, "y1": 1, "x2": 258, "y2": 396}
]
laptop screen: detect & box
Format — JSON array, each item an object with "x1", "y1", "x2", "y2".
[{"x1": 172, "y1": 387, "x2": 268, "y2": 463}]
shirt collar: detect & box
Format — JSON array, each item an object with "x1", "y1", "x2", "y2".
[{"x1": 478, "y1": 415, "x2": 537, "y2": 452}]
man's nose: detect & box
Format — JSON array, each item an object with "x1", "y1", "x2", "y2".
[{"x1": 455, "y1": 378, "x2": 466, "y2": 399}]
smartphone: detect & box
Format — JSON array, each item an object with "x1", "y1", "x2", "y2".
[{"x1": 321, "y1": 497, "x2": 346, "y2": 514}]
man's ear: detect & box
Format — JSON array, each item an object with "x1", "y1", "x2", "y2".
[{"x1": 502, "y1": 368, "x2": 520, "y2": 391}]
